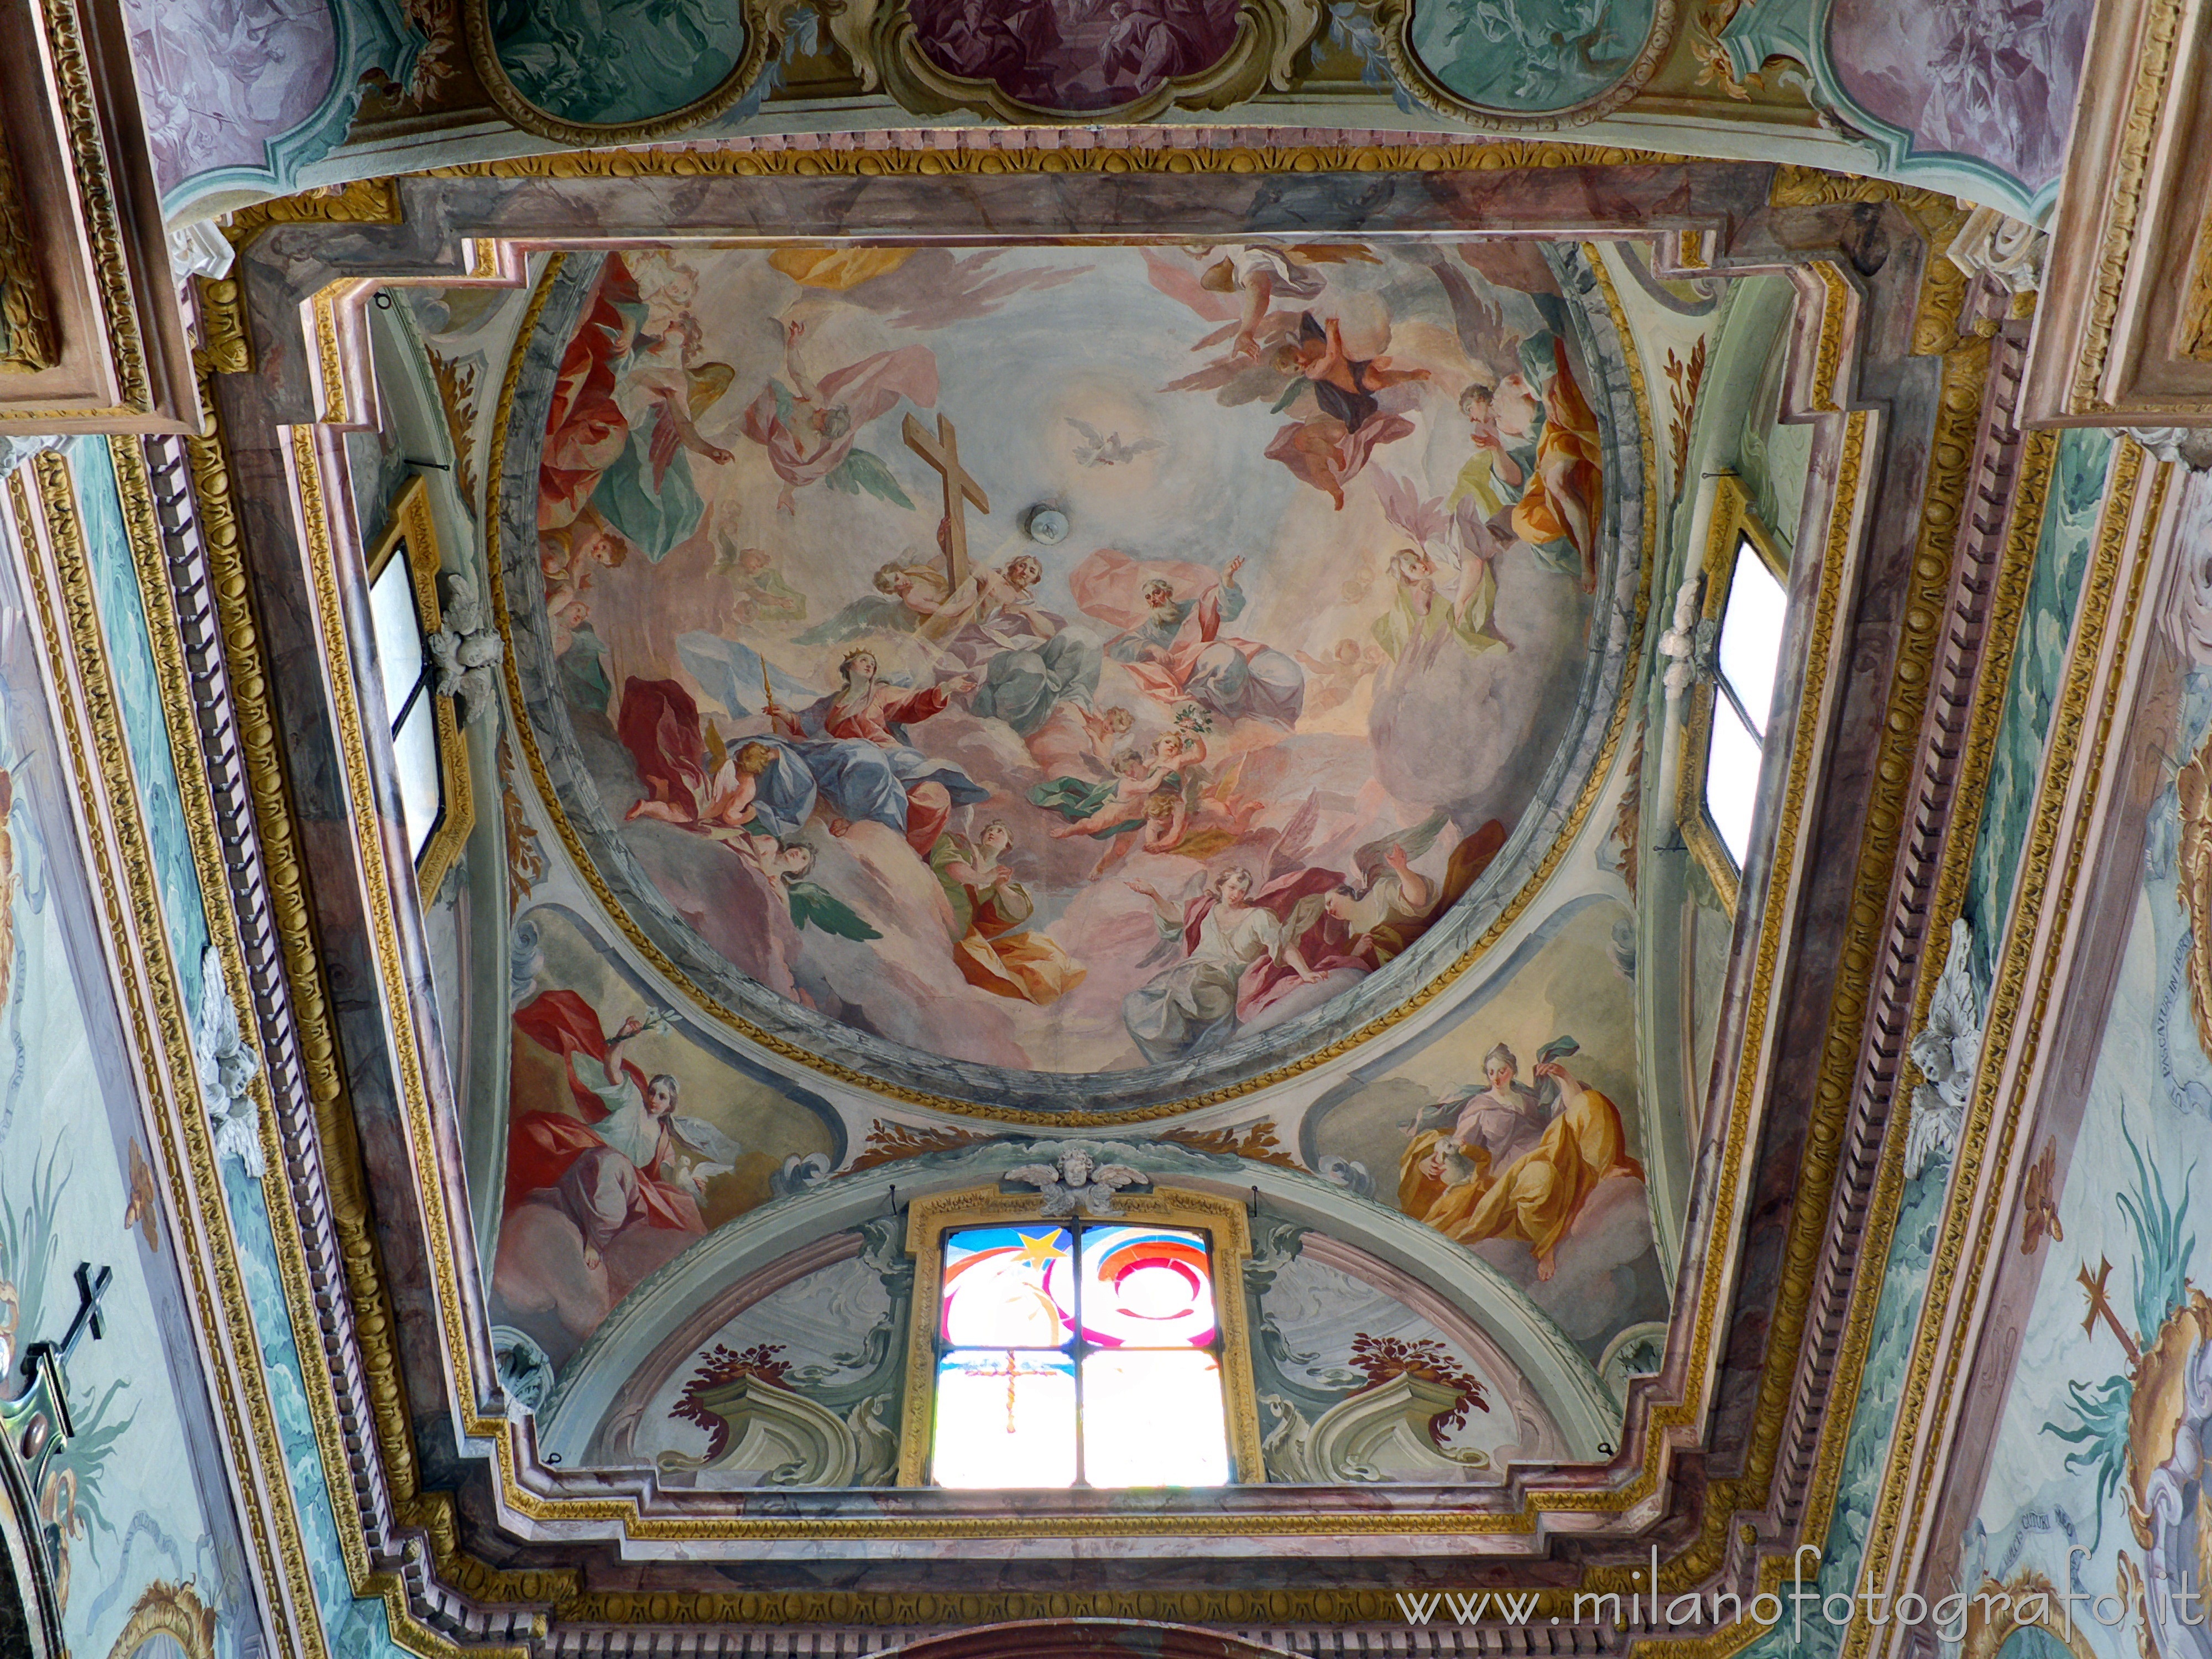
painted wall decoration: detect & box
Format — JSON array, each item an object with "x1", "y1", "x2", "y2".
[
  {"x1": 0, "y1": 468, "x2": 258, "y2": 1659},
  {"x1": 1965, "y1": 429, "x2": 2115, "y2": 987},
  {"x1": 120, "y1": 0, "x2": 340, "y2": 197},
  {"x1": 508, "y1": 239, "x2": 1622, "y2": 1078},
  {"x1": 62, "y1": 440, "x2": 413, "y2": 1655},
  {"x1": 601, "y1": 1220, "x2": 910, "y2": 1484},
  {"x1": 1403, "y1": 0, "x2": 1668, "y2": 120},
  {"x1": 1305, "y1": 899, "x2": 1664, "y2": 1363},
  {"x1": 1246, "y1": 1219, "x2": 1567, "y2": 1480},
  {"x1": 1710, "y1": 0, "x2": 2091, "y2": 214},
  {"x1": 1825, "y1": 0, "x2": 2091, "y2": 200},
  {"x1": 477, "y1": 0, "x2": 754, "y2": 128},
  {"x1": 493, "y1": 905, "x2": 842, "y2": 1372},
  {"x1": 1951, "y1": 474, "x2": 2212, "y2": 1659},
  {"x1": 909, "y1": 0, "x2": 1241, "y2": 111}
]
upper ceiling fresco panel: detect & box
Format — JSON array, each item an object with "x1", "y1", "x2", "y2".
[{"x1": 497, "y1": 237, "x2": 1644, "y2": 1100}]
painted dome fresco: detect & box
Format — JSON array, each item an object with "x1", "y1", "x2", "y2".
[{"x1": 497, "y1": 237, "x2": 1642, "y2": 1101}]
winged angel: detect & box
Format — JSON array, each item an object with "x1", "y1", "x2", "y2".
[
  {"x1": 1005, "y1": 1146, "x2": 1148, "y2": 1217},
  {"x1": 194, "y1": 943, "x2": 264, "y2": 1177}
]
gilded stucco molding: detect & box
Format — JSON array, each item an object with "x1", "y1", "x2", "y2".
[
  {"x1": 0, "y1": 0, "x2": 160, "y2": 423},
  {"x1": 6, "y1": 453, "x2": 317, "y2": 1658},
  {"x1": 0, "y1": 128, "x2": 54, "y2": 374},
  {"x1": 1860, "y1": 450, "x2": 2166, "y2": 1658},
  {"x1": 1624, "y1": 332, "x2": 1997, "y2": 1657},
  {"x1": 430, "y1": 137, "x2": 1686, "y2": 182},
  {"x1": 195, "y1": 180, "x2": 404, "y2": 377},
  {"x1": 103, "y1": 1580, "x2": 217, "y2": 1659},
  {"x1": 2065, "y1": 0, "x2": 2180, "y2": 413},
  {"x1": 182, "y1": 374, "x2": 561, "y2": 1647},
  {"x1": 34, "y1": 0, "x2": 143, "y2": 407},
  {"x1": 1767, "y1": 166, "x2": 1974, "y2": 357}
]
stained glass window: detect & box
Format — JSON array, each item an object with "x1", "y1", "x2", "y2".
[{"x1": 930, "y1": 1222, "x2": 1230, "y2": 1489}]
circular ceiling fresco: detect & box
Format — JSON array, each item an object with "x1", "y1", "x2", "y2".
[{"x1": 494, "y1": 237, "x2": 1644, "y2": 1107}]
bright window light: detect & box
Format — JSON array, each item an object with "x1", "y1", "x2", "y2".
[
  {"x1": 369, "y1": 535, "x2": 445, "y2": 864},
  {"x1": 1704, "y1": 703, "x2": 1762, "y2": 867},
  {"x1": 930, "y1": 1223, "x2": 1230, "y2": 1489},
  {"x1": 368, "y1": 553, "x2": 427, "y2": 721},
  {"x1": 1699, "y1": 534, "x2": 1789, "y2": 874},
  {"x1": 393, "y1": 696, "x2": 444, "y2": 862},
  {"x1": 1717, "y1": 539, "x2": 1786, "y2": 740}
]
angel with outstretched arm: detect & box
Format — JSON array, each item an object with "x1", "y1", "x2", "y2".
[{"x1": 1120, "y1": 867, "x2": 1327, "y2": 1065}]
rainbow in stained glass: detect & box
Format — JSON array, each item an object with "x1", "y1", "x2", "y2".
[
  {"x1": 940, "y1": 1225, "x2": 1076, "y2": 1347},
  {"x1": 1076, "y1": 1225, "x2": 1217, "y2": 1348},
  {"x1": 930, "y1": 1220, "x2": 1230, "y2": 1489}
]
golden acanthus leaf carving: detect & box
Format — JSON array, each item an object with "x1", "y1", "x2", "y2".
[
  {"x1": 0, "y1": 126, "x2": 54, "y2": 373},
  {"x1": 2174, "y1": 729, "x2": 2212, "y2": 1058}
]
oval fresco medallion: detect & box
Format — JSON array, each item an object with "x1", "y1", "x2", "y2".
[
  {"x1": 497, "y1": 238, "x2": 1644, "y2": 1107},
  {"x1": 472, "y1": 0, "x2": 759, "y2": 138},
  {"x1": 1401, "y1": 0, "x2": 1670, "y2": 122}
]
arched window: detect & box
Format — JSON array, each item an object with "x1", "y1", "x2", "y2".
[{"x1": 899, "y1": 1188, "x2": 1264, "y2": 1488}]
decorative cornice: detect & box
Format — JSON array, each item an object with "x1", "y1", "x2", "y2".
[{"x1": 429, "y1": 135, "x2": 1687, "y2": 181}]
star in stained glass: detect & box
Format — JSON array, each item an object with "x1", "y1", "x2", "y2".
[{"x1": 1015, "y1": 1230, "x2": 1068, "y2": 1270}]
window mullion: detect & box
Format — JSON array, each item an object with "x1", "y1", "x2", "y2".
[
  {"x1": 1714, "y1": 675, "x2": 1762, "y2": 744},
  {"x1": 1071, "y1": 1222, "x2": 1088, "y2": 1489},
  {"x1": 391, "y1": 668, "x2": 431, "y2": 737}
]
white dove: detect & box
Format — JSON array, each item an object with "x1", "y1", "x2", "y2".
[{"x1": 1067, "y1": 418, "x2": 1164, "y2": 468}]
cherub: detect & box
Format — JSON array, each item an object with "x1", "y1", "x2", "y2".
[
  {"x1": 1272, "y1": 312, "x2": 1431, "y2": 435},
  {"x1": 427, "y1": 572, "x2": 505, "y2": 726},
  {"x1": 713, "y1": 544, "x2": 807, "y2": 626},
  {"x1": 1295, "y1": 638, "x2": 1387, "y2": 712},
  {"x1": 1077, "y1": 703, "x2": 1138, "y2": 773},
  {"x1": 1041, "y1": 747, "x2": 1177, "y2": 841},
  {"x1": 629, "y1": 737, "x2": 777, "y2": 831},
  {"x1": 1004, "y1": 1145, "x2": 1147, "y2": 1218}
]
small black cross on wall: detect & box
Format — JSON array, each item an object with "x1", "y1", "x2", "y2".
[{"x1": 56, "y1": 1262, "x2": 111, "y2": 1361}]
